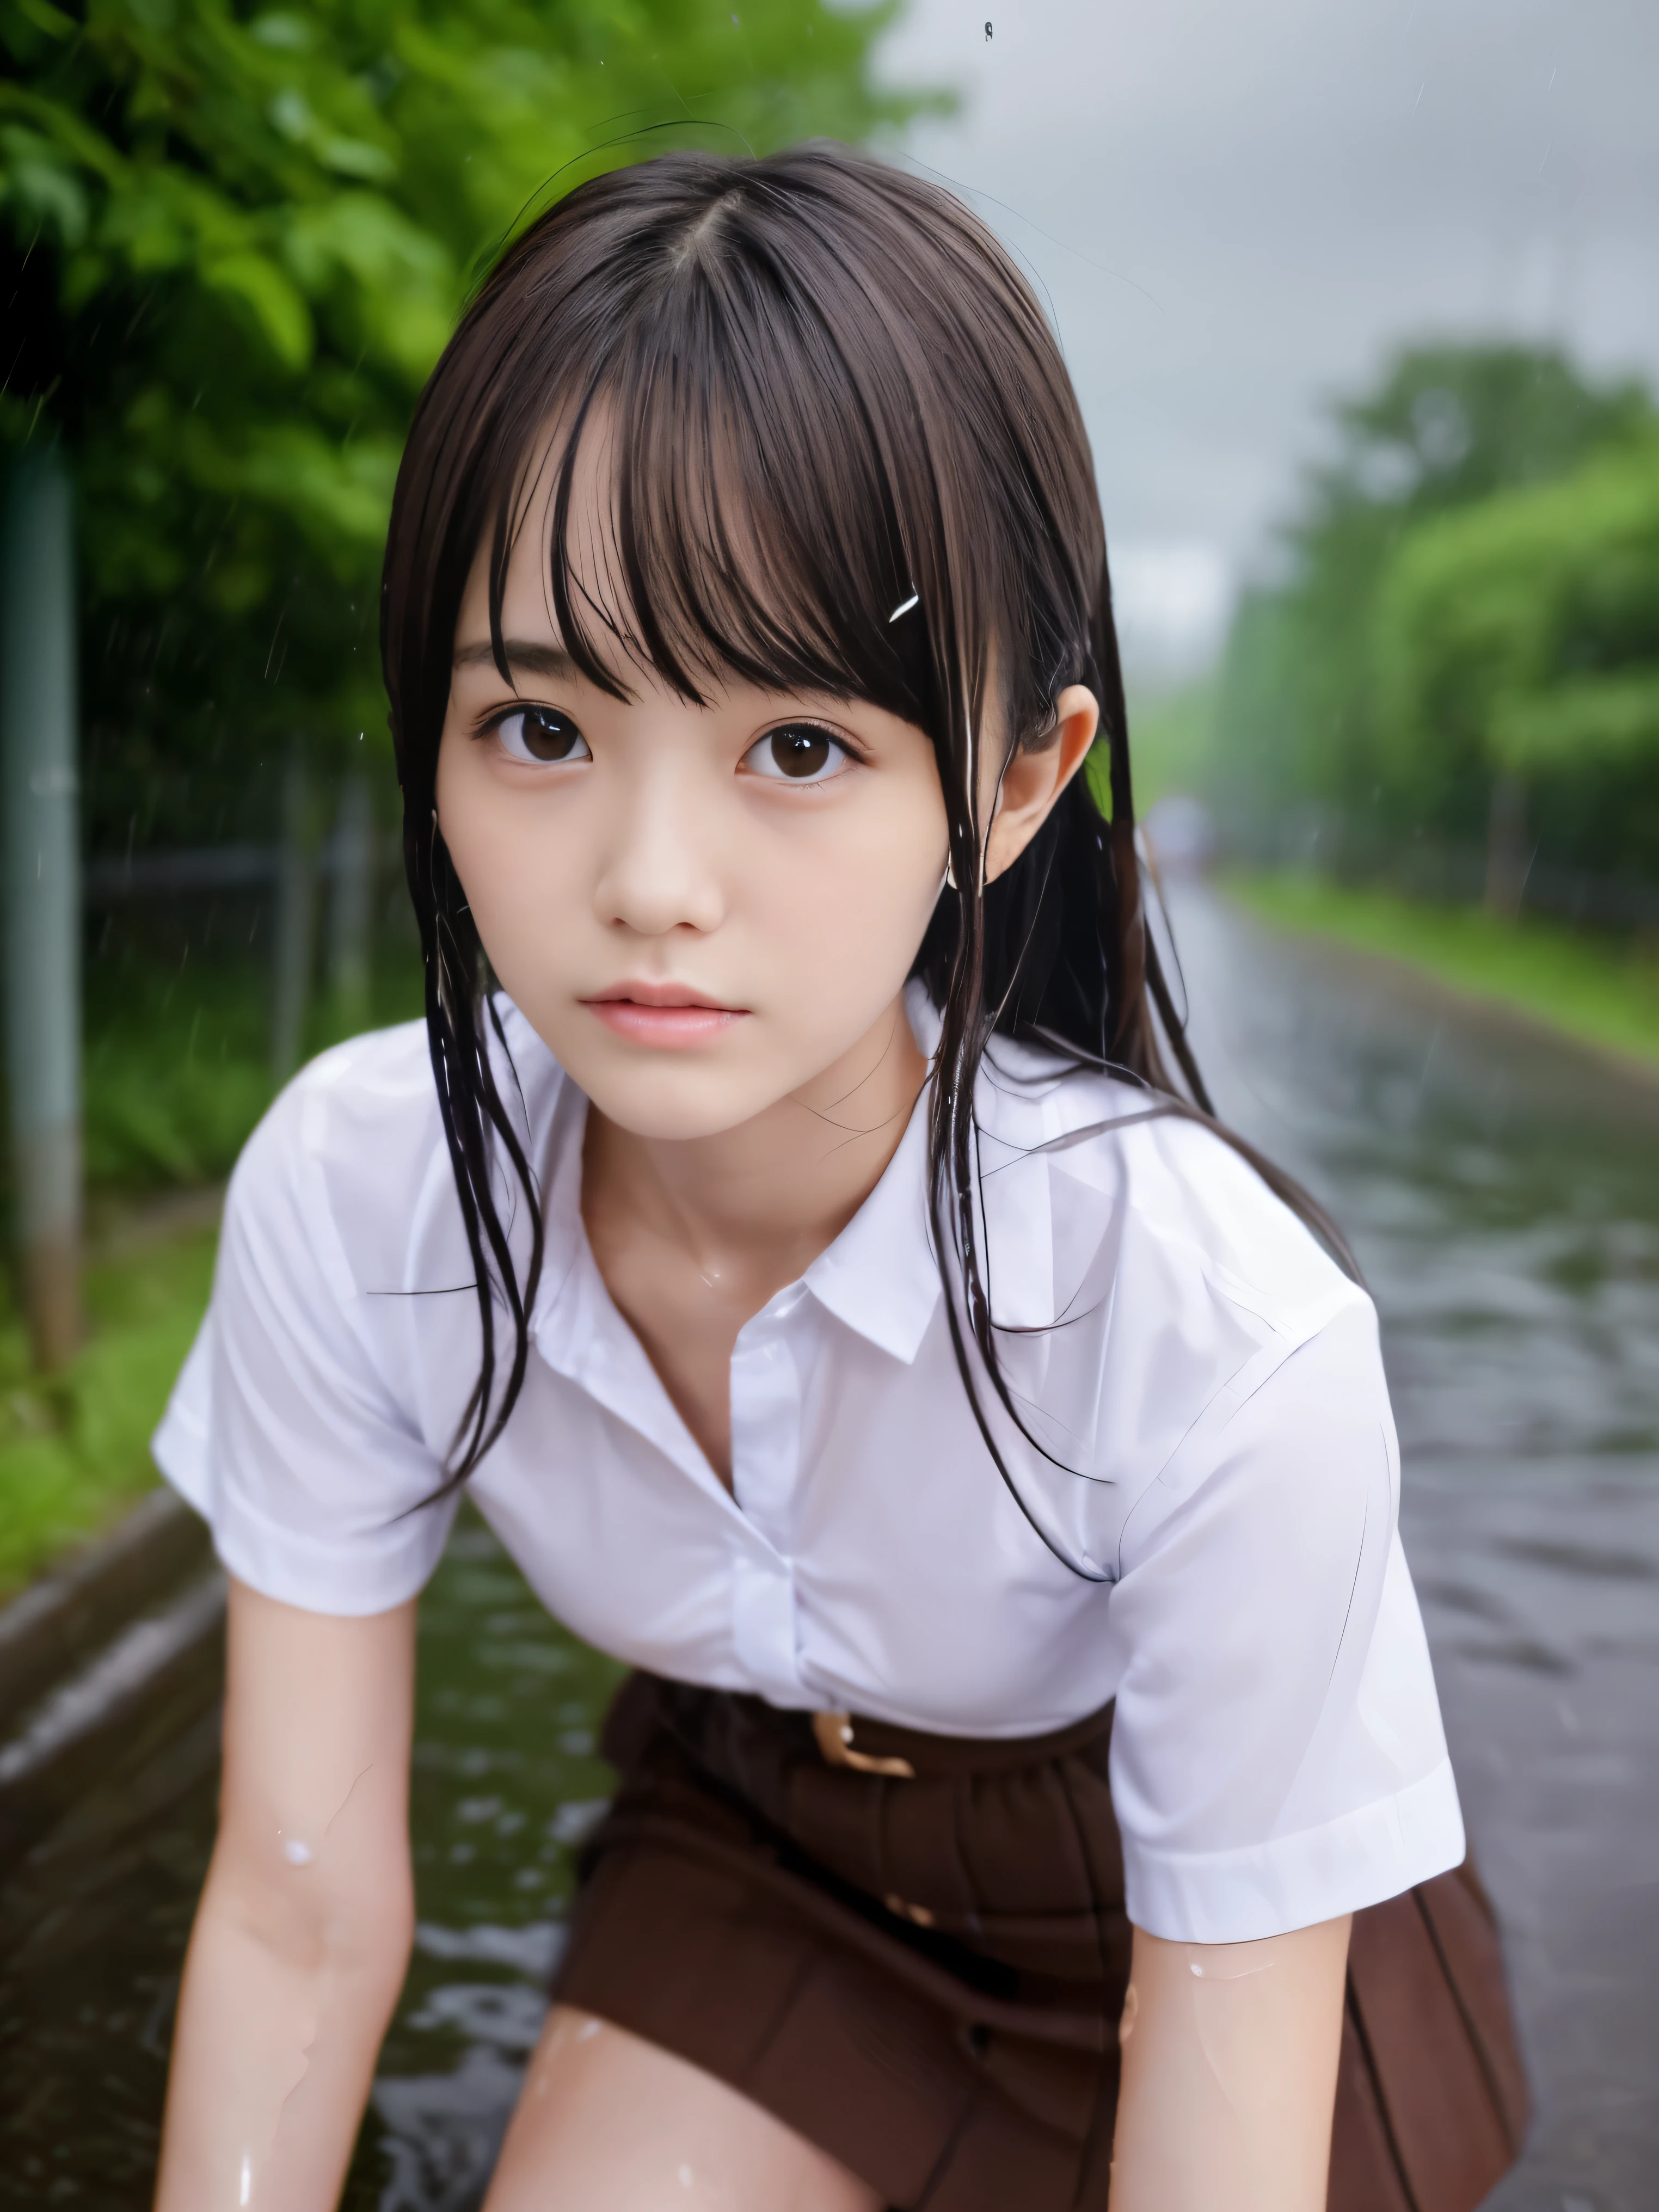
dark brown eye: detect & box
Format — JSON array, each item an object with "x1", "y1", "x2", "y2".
[
  {"x1": 743, "y1": 724, "x2": 848, "y2": 783},
  {"x1": 496, "y1": 706, "x2": 590, "y2": 765}
]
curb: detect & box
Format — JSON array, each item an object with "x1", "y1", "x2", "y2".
[{"x1": 0, "y1": 1486, "x2": 212, "y2": 1741}]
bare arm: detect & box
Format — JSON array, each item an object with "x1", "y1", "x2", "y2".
[
  {"x1": 154, "y1": 1578, "x2": 417, "y2": 2212},
  {"x1": 1108, "y1": 1914, "x2": 1351, "y2": 2212}
]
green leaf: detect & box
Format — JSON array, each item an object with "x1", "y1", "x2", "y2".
[
  {"x1": 249, "y1": 11, "x2": 312, "y2": 52},
  {"x1": 0, "y1": 131, "x2": 90, "y2": 245},
  {"x1": 317, "y1": 134, "x2": 396, "y2": 182},
  {"x1": 201, "y1": 249, "x2": 315, "y2": 370},
  {"x1": 7, "y1": 0, "x2": 76, "y2": 43},
  {"x1": 267, "y1": 87, "x2": 314, "y2": 143}
]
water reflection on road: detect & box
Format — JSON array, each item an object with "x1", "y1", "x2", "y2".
[
  {"x1": 355, "y1": 1535, "x2": 624, "y2": 2207},
  {"x1": 1168, "y1": 883, "x2": 1659, "y2": 2212},
  {"x1": 1, "y1": 888, "x2": 1655, "y2": 2208}
]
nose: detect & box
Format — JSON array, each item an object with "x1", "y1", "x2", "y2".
[{"x1": 591, "y1": 767, "x2": 727, "y2": 939}]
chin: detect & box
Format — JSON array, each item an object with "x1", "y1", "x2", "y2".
[
  {"x1": 585, "y1": 1082, "x2": 784, "y2": 1142},
  {"x1": 569, "y1": 1053, "x2": 789, "y2": 1141}
]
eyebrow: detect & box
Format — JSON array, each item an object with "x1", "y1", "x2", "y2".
[{"x1": 452, "y1": 638, "x2": 579, "y2": 681}]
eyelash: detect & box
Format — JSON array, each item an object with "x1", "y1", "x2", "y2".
[
  {"x1": 483, "y1": 705, "x2": 591, "y2": 766},
  {"x1": 740, "y1": 722, "x2": 861, "y2": 785}
]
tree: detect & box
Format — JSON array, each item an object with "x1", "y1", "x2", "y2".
[
  {"x1": 1211, "y1": 343, "x2": 1655, "y2": 858},
  {"x1": 1373, "y1": 444, "x2": 1659, "y2": 897}
]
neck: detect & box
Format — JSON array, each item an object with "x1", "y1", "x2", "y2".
[{"x1": 582, "y1": 993, "x2": 929, "y2": 1292}]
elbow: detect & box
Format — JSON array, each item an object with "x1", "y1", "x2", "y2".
[{"x1": 210, "y1": 1844, "x2": 416, "y2": 2007}]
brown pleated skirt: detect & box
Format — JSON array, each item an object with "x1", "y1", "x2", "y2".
[{"x1": 552, "y1": 1674, "x2": 1530, "y2": 2211}]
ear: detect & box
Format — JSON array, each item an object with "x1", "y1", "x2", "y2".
[{"x1": 983, "y1": 686, "x2": 1101, "y2": 885}]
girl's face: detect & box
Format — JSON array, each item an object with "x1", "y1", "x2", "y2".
[{"x1": 435, "y1": 478, "x2": 952, "y2": 1142}]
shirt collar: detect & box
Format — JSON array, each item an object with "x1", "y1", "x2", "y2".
[
  {"x1": 509, "y1": 988, "x2": 1109, "y2": 1375},
  {"x1": 512, "y1": 1001, "x2": 945, "y2": 1371},
  {"x1": 798, "y1": 1084, "x2": 942, "y2": 1363}
]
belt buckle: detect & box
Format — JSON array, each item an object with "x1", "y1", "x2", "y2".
[{"x1": 812, "y1": 1709, "x2": 916, "y2": 1780}]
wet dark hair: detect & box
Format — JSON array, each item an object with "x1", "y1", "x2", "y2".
[{"x1": 382, "y1": 142, "x2": 1350, "y2": 1562}]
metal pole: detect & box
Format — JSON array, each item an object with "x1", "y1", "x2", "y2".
[{"x1": 1, "y1": 448, "x2": 82, "y2": 1370}]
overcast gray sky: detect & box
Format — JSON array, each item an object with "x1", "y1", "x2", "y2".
[{"x1": 874, "y1": 0, "x2": 1659, "y2": 672}]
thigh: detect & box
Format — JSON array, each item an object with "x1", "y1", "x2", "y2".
[{"x1": 483, "y1": 2004, "x2": 883, "y2": 2212}]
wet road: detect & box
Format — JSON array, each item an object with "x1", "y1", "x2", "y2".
[
  {"x1": 3, "y1": 886, "x2": 1657, "y2": 2208},
  {"x1": 1168, "y1": 883, "x2": 1659, "y2": 2212},
  {"x1": 0, "y1": 1520, "x2": 625, "y2": 2209}
]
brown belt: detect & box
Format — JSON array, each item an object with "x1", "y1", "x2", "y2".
[{"x1": 808, "y1": 1697, "x2": 1116, "y2": 1780}]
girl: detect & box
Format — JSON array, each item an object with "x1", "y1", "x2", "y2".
[{"x1": 150, "y1": 145, "x2": 1524, "y2": 2211}]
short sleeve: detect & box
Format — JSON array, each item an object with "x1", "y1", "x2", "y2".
[
  {"x1": 152, "y1": 1070, "x2": 459, "y2": 1615},
  {"x1": 1102, "y1": 1297, "x2": 1465, "y2": 1943}
]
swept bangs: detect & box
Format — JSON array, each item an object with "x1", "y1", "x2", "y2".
[
  {"x1": 492, "y1": 269, "x2": 931, "y2": 733},
  {"x1": 388, "y1": 145, "x2": 1105, "y2": 828}
]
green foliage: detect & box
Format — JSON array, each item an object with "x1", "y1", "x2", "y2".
[
  {"x1": 1371, "y1": 444, "x2": 1659, "y2": 875},
  {"x1": 2, "y1": 0, "x2": 943, "y2": 837},
  {"x1": 1233, "y1": 871, "x2": 1659, "y2": 1076},
  {"x1": 1375, "y1": 448, "x2": 1659, "y2": 775},
  {"x1": 83, "y1": 939, "x2": 425, "y2": 1188},
  {"x1": 1213, "y1": 342, "x2": 1658, "y2": 862},
  {"x1": 1125, "y1": 679, "x2": 1217, "y2": 813},
  {"x1": 0, "y1": 1219, "x2": 218, "y2": 1598},
  {"x1": 1312, "y1": 343, "x2": 1653, "y2": 520}
]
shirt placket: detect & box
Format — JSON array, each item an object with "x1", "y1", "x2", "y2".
[{"x1": 727, "y1": 1288, "x2": 807, "y2": 1707}]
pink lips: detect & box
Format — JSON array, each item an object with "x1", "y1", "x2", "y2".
[{"x1": 580, "y1": 982, "x2": 749, "y2": 1049}]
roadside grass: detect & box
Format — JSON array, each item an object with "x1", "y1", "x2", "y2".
[
  {"x1": 0, "y1": 1220, "x2": 218, "y2": 1600},
  {"x1": 1232, "y1": 871, "x2": 1659, "y2": 1074},
  {"x1": 0, "y1": 945, "x2": 427, "y2": 1597},
  {"x1": 84, "y1": 947, "x2": 425, "y2": 1190}
]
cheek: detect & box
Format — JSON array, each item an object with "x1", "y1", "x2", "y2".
[
  {"x1": 434, "y1": 730, "x2": 486, "y2": 876},
  {"x1": 747, "y1": 789, "x2": 945, "y2": 1004},
  {"x1": 434, "y1": 739, "x2": 576, "y2": 963}
]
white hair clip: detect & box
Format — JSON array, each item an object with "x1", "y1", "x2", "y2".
[{"x1": 888, "y1": 591, "x2": 920, "y2": 623}]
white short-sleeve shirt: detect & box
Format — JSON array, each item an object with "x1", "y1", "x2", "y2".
[{"x1": 154, "y1": 995, "x2": 1465, "y2": 1944}]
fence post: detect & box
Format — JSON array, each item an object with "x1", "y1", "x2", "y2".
[
  {"x1": 1485, "y1": 772, "x2": 1531, "y2": 921},
  {"x1": 1, "y1": 448, "x2": 82, "y2": 1371},
  {"x1": 270, "y1": 747, "x2": 316, "y2": 1083}
]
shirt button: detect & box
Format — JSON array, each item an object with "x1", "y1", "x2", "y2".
[{"x1": 730, "y1": 1553, "x2": 800, "y2": 1702}]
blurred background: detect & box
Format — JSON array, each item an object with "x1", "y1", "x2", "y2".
[{"x1": 1, "y1": 2, "x2": 1656, "y2": 2205}]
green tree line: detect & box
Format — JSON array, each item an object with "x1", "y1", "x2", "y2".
[{"x1": 1212, "y1": 342, "x2": 1659, "y2": 907}]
